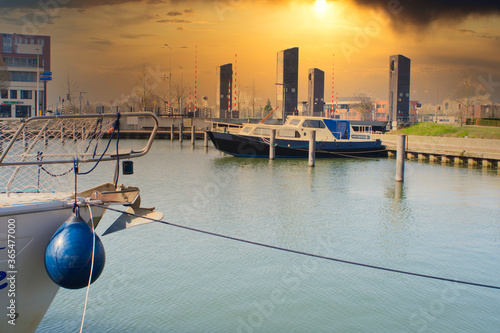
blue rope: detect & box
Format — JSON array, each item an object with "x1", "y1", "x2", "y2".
[
  {"x1": 94, "y1": 203, "x2": 500, "y2": 291},
  {"x1": 76, "y1": 122, "x2": 116, "y2": 176}
]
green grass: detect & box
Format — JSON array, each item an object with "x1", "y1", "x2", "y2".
[{"x1": 395, "y1": 122, "x2": 500, "y2": 139}]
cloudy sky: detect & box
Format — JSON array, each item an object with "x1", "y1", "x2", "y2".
[{"x1": 1, "y1": 0, "x2": 500, "y2": 109}]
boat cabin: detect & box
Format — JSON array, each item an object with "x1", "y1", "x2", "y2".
[{"x1": 236, "y1": 116, "x2": 362, "y2": 141}]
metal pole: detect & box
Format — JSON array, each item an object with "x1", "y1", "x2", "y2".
[
  {"x1": 395, "y1": 134, "x2": 406, "y2": 182},
  {"x1": 308, "y1": 130, "x2": 316, "y2": 167},
  {"x1": 269, "y1": 129, "x2": 276, "y2": 160},
  {"x1": 191, "y1": 125, "x2": 195, "y2": 145},
  {"x1": 36, "y1": 48, "x2": 39, "y2": 117}
]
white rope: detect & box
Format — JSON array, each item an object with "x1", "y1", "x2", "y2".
[{"x1": 79, "y1": 204, "x2": 96, "y2": 333}]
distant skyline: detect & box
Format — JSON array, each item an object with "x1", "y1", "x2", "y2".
[{"x1": 1, "y1": 0, "x2": 500, "y2": 110}]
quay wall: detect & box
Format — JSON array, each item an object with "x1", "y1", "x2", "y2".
[{"x1": 373, "y1": 134, "x2": 500, "y2": 167}]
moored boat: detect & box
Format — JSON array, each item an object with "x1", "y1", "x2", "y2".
[
  {"x1": 207, "y1": 116, "x2": 385, "y2": 158},
  {"x1": 0, "y1": 113, "x2": 162, "y2": 332}
]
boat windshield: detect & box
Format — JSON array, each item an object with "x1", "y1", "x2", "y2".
[
  {"x1": 302, "y1": 119, "x2": 325, "y2": 129},
  {"x1": 288, "y1": 119, "x2": 301, "y2": 126}
]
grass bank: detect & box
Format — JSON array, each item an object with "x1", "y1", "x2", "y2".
[{"x1": 395, "y1": 123, "x2": 500, "y2": 140}]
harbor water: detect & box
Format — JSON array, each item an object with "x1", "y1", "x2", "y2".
[{"x1": 38, "y1": 139, "x2": 500, "y2": 333}]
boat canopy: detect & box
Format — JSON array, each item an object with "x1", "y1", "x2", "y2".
[{"x1": 323, "y1": 119, "x2": 350, "y2": 140}]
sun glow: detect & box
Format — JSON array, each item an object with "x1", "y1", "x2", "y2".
[{"x1": 314, "y1": 0, "x2": 328, "y2": 15}]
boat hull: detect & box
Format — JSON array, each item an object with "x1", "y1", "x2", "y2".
[
  {"x1": 0, "y1": 203, "x2": 106, "y2": 333},
  {"x1": 207, "y1": 131, "x2": 386, "y2": 158}
]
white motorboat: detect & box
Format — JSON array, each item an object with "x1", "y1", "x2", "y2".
[{"x1": 0, "y1": 113, "x2": 162, "y2": 332}]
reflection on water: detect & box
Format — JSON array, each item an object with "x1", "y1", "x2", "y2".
[{"x1": 38, "y1": 140, "x2": 500, "y2": 333}]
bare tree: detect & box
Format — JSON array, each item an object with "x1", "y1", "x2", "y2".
[
  {"x1": 134, "y1": 64, "x2": 154, "y2": 111},
  {"x1": 352, "y1": 91, "x2": 373, "y2": 118},
  {"x1": 450, "y1": 74, "x2": 489, "y2": 126},
  {"x1": 250, "y1": 81, "x2": 257, "y2": 118},
  {"x1": 172, "y1": 80, "x2": 188, "y2": 114},
  {"x1": 0, "y1": 58, "x2": 8, "y2": 93},
  {"x1": 65, "y1": 74, "x2": 78, "y2": 114}
]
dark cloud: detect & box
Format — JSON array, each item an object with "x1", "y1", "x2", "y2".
[
  {"x1": 0, "y1": 12, "x2": 58, "y2": 26},
  {"x1": 457, "y1": 29, "x2": 500, "y2": 40},
  {"x1": 0, "y1": 0, "x2": 499, "y2": 29},
  {"x1": 0, "y1": 0, "x2": 142, "y2": 10},
  {"x1": 167, "y1": 11, "x2": 182, "y2": 16},
  {"x1": 184, "y1": 9, "x2": 195, "y2": 14},
  {"x1": 121, "y1": 33, "x2": 155, "y2": 38},
  {"x1": 156, "y1": 19, "x2": 191, "y2": 23},
  {"x1": 88, "y1": 37, "x2": 113, "y2": 45},
  {"x1": 350, "y1": 0, "x2": 500, "y2": 27}
]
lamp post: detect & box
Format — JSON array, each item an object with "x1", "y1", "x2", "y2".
[
  {"x1": 179, "y1": 66, "x2": 183, "y2": 115},
  {"x1": 35, "y1": 48, "x2": 40, "y2": 116},
  {"x1": 79, "y1": 92, "x2": 87, "y2": 114},
  {"x1": 163, "y1": 44, "x2": 172, "y2": 114}
]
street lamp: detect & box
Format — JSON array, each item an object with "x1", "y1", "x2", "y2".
[
  {"x1": 179, "y1": 66, "x2": 183, "y2": 115},
  {"x1": 163, "y1": 44, "x2": 172, "y2": 114},
  {"x1": 79, "y1": 92, "x2": 87, "y2": 114},
  {"x1": 35, "y1": 48, "x2": 40, "y2": 116}
]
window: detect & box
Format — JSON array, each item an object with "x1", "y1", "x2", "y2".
[
  {"x1": 3, "y1": 57, "x2": 38, "y2": 68},
  {"x1": 288, "y1": 119, "x2": 300, "y2": 126},
  {"x1": 3, "y1": 34, "x2": 12, "y2": 52},
  {"x1": 10, "y1": 71, "x2": 36, "y2": 82},
  {"x1": 20, "y1": 90, "x2": 32, "y2": 99},
  {"x1": 0, "y1": 105, "x2": 11, "y2": 118},
  {"x1": 10, "y1": 90, "x2": 17, "y2": 99},
  {"x1": 1, "y1": 89, "x2": 7, "y2": 98},
  {"x1": 254, "y1": 128, "x2": 271, "y2": 136},
  {"x1": 302, "y1": 119, "x2": 325, "y2": 129},
  {"x1": 15, "y1": 105, "x2": 30, "y2": 118},
  {"x1": 278, "y1": 129, "x2": 300, "y2": 138}
]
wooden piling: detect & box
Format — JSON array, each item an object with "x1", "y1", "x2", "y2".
[
  {"x1": 191, "y1": 126, "x2": 196, "y2": 145},
  {"x1": 308, "y1": 130, "x2": 316, "y2": 167},
  {"x1": 395, "y1": 134, "x2": 406, "y2": 182},
  {"x1": 170, "y1": 125, "x2": 174, "y2": 141},
  {"x1": 204, "y1": 131, "x2": 209, "y2": 147},
  {"x1": 269, "y1": 129, "x2": 276, "y2": 160},
  {"x1": 179, "y1": 124, "x2": 183, "y2": 142}
]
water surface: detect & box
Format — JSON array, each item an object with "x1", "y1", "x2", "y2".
[{"x1": 38, "y1": 140, "x2": 500, "y2": 333}]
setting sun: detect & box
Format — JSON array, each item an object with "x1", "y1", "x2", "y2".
[{"x1": 314, "y1": 0, "x2": 328, "y2": 16}]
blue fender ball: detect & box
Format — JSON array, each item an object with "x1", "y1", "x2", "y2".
[{"x1": 45, "y1": 214, "x2": 106, "y2": 289}]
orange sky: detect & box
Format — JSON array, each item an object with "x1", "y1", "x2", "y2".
[{"x1": 1, "y1": 0, "x2": 500, "y2": 110}]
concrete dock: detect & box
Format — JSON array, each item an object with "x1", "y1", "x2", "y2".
[{"x1": 374, "y1": 134, "x2": 500, "y2": 168}]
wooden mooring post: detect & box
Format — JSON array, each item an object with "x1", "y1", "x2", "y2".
[
  {"x1": 269, "y1": 129, "x2": 276, "y2": 160},
  {"x1": 308, "y1": 130, "x2": 316, "y2": 167},
  {"x1": 395, "y1": 134, "x2": 406, "y2": 182},
  {"x1": 170, "y1": 125, "x2": 174, "y2": 141},
  {"x1": 179, "y1": 124, "x2": 183, "y2": 142},
  {"x1": 191, "y1": 126, "x2": 196, "y2": 145},
  {"x1": 204, "y1": 131, "x2": 209, "y2": 147}
]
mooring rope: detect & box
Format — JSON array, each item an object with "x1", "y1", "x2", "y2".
[
  {"x1": 79, "y1": 204, "x2": 97, "y2": 333},
  {"x1": 92, "y1": 203, "x2": 500, "y2": 291}
]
